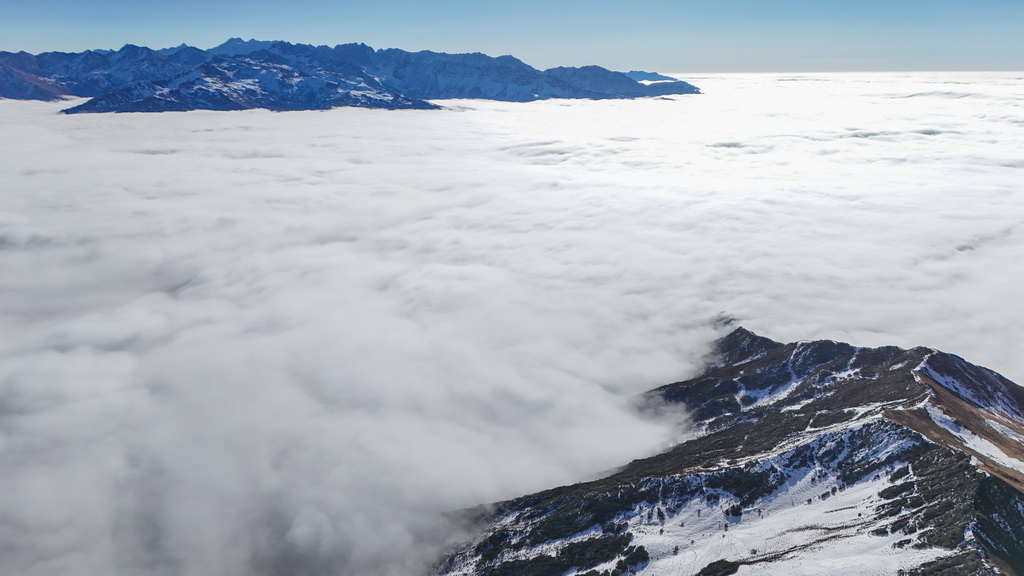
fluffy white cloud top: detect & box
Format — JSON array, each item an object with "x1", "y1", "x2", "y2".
[{"x1": 1, "y1": 71, "x2": 1022, "y2": 575}]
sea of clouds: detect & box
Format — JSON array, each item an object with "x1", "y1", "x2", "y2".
[{"x1": 1, "y1": 71, "x2": 1023, "y2": 575}]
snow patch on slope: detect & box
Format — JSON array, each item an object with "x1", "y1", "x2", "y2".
[
  {"x1": 987, "y1": 419, "x2": 1024, "y2": 445},
  {"x1": 926, "y1": 403, "x2": 1024, "y2": 474},
  {"x1": 632, "y1": 466, "x2": 948, "y2": 575}
]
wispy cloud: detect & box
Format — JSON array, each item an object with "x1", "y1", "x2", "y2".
[{"x1": 1, "y1": 72, "x2": 1023, "y2": 574}]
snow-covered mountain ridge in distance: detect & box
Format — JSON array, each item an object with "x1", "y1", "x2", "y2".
[
  {"x1": 437, "y1": 327, "x2": 1024, "y2": 576},
  {"x1": 0, "y1": 38, "x2": 700, "y2": 113}
]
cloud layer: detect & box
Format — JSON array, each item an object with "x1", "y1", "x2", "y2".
[{"x1": 2, "y1": 72, "x2": 1023, "y2": 575}]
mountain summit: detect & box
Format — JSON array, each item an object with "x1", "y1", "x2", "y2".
[
  {"x1": 437, "y1": 328, "x2": 1024, "y2": 576},
  {"x1": 0, "y1": 40, "x2": 700, "y2": 113}
]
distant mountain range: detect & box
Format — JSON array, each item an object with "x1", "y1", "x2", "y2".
[
  {"x1": 0, "y1": 38, "x2": 700, "y2": 114},
  {"x1": 437, "y1": 328, "x2": 1024, "y2": 576}
]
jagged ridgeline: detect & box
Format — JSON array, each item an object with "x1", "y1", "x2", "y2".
[
  {"x1": 438, "y1": 328, "x2": 1024, "y2": 576},
  {"x1": 0, "y1": 38, "x2": 699, "y2": 113}
]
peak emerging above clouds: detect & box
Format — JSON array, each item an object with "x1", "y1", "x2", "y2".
[
  {"x1": 0, "y1": 39, "x2": 700, "y2": 113},
  {"x1": 439, "y1": 327, "x2": 1024, "y2": 576}
]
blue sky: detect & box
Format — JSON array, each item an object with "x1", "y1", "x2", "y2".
[{"x1": 1, "y1": 0, "x2": 1022, "y2": 71}]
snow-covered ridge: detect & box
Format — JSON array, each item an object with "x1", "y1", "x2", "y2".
[
  {"x1": 438, "y1": 328, "x2": 1024, "y2": 576},
  {"x1": 918, "y1": 352, "x2": 1024, "y2": 420},
  {"x1": 925, "y1": 403, "x2": 1024, "y2": 475}
]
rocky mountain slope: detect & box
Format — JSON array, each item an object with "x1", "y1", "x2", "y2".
[
  {"x1": 437, "y1": 328, "x2": 1024, "y2": 576},
  {"x1": 0, "y1": 39, "x2": 700, "y2": 113},
  {"x1": 61, "y1": 55, "x2": 431, "y2": 113}
]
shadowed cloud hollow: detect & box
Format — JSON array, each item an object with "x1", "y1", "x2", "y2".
[{"x1": 1, "y1": 72, "x2": 1024, "y2": 575}]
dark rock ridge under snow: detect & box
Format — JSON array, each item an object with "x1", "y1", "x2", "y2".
[
  {"x1": 437, "y1": 327, "x2": 1024, "y2": 576},
  {"x1": 0, "y1": 39, "x2": 700, "y2": 113}
]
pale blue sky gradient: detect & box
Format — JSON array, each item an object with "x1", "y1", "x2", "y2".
[{"x1": 2, "y1": 0, "x2": 1022, "y2": 71}]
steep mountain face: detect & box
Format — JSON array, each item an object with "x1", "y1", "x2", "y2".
[
  {"x1": 437, "y1": 328, "x2": 1024, "y2": 576},
  {"x1": 366, "y1": 49, "x2": 580, "y2": 101},
  {"x1": 0, "y1": 63, "x2": 64, "y2": 100},
  {"x1": 362, "y1": 50, "x2": 697, "y2": 102},
  {"x1": 0, "y1": 40, "x2": 700, "y2": 113},
  {"x1": 62, "y1": 55, "x2": 434, "y2": 113},
  {"x1": 0, "y1": 44, "x2": 210, "y2": 99}
]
